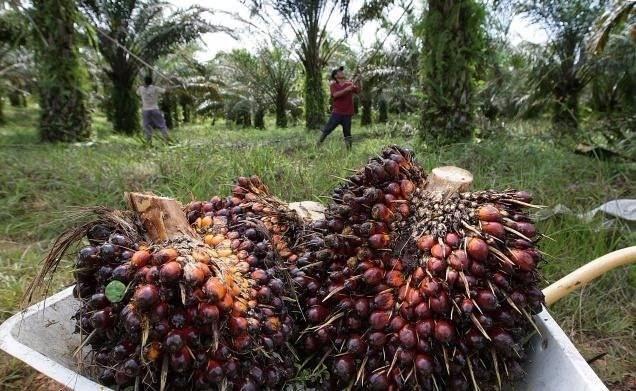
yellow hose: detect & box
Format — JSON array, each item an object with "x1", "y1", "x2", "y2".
[{"x1": 543, "y1": 246, "x2": 636, "y2": 306}]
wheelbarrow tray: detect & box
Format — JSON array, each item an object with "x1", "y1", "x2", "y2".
[{"x1": 0, "y1": 286, "x2": 608, "y2": 390}]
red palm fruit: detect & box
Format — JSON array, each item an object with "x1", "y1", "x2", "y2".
[
  {"x1": 415, "y1": 319, "x2": 434, "y2": 338},
  {"x1": 368, "y1": 332, "x2": 387, "y2": 348},
  {"x1": 232, "y1": 333, "x2": 251, "y2": 350},
  {"x1": 203, "y1": 277, "x2": 226, "y2": 302},
  {"x1": 414, "y1": 301, "x2": 432, "y2": 319},
  {"x1": 481, "y1": 222, "x2": 505, "y2": 239},
  {"x1": 406, "y1": 288, "x2": 423, "y2": 306},
  {"x1": 400, "y1": 179, "x2": 415, "y2": 196},
  {"x1": 475, "y1": 289, "x2": 498, "y2": 311},
  {"x1": 218, "y1": 291, "x2": 234, "y2": 311},
  {"x1": 89, "y1": 308, "x2": 114, "y2": 329},
  {"x1": 347, "y1": 334, "x2": 367, "y2": 356},
  {"x1": 398, "y1": 325, "x2": 417, "y2": 348},
  {"x1": 385, "y1": 270, "x2": 404, "y2": 287},
  {"x1": 370, "y1": 311, "x2": 391, "y2": 330},
  {"x1": 354, "y1": 298, "x2": 370, "y2": 317},
  {"x1": 363, "y1": 267, "x2": 384, "y2": 285},
  {"x1": 199, "y1": 303, "x2": 220, "y2": 324},
  {"x1": 369, "y1": 233, "x2": 390, "y2": 249},
  {"x1": 413, "y1": 266, "x2": 426, "y2": 283},
  {"x1": 460, "y1": 298, "x2": 474, "y2": 314},
  {"x1": 371, "y1": 203, "x2": 392, "y2": 222},
  {"x1": 130, "y1": 250, "x2": 151, "y2": 267},
  {"x1": 183, "y1": 263, "x2": 205, "y2": 286},
  {"x1": 448, "y1": 249, "x2": 470, "y2": 270},
  {"x1": 205, "y1": 360, "x2": 224, "y2": 383},
  {"x1": 133, "y1": 284, "x2": 159, "y2": 310},
  {"x1": 390, "y1": 316, "x2": 407, "y2": 332},
  {"x1": 417, "y1": 235, "x2": 436, "y2": 252},
  {"x1": 465, "y1": 328, "x2": 487, "y2": 349},
  {"x1": 346, "y1": 316, "x2": 362, "y2": 330},
  {"x1": 477, "y1": 205, "x2": 502, "y2": 222},
  {"x1": 384, "y1": 193, "x2": 397, "y2": 206},
  {"x1": 368, "y1": 372, "x2": 389, "y2": 391},
  {"x1": 334, "y1": 354, "x2": 356, "y2": 381},
  {"x1": 445, "y1": 232, "x2": 461, "y2": 248},
  {"x1": 470, "y1": 261, "x2": 486, "y2": 276},
  {"x1": 307, "y1": 305, "x2": 329, "y2": 324},
  {"x1": 420, "y1": 278, "x2": 439, "y2": 297},
  {"x1": 374, "y1": 292, "x2": 395, "y2": 310},
  {"x1": 170, "y1": 347, "x2": 192, "y2": 373},
  {"x1": 165, "y1": 330, "x2": 185, "y2": 353},
  {"x1": 145, "y1": 266, "x2": 160, "y2": 283},
  {"x1": 385, "y1": 182, "x2": 402, "y2": 196},
  {"x1": 431, "y1": 243, "x2": 451, "y2": 258},
  {"x1": 434, "y1": 319, "x2": 455, "y2": 343},
  {"x1": 490, "y1": 328, "x2": 515, "y2": 357},
  {"x1": 229, "y1": 316, "x2": 248, "y2": 335},
  {"x1": 152, "y1": 248, "x2": 178, "y2": 266},
  {"x1": 509, "y1": 249, "x2": 536, "y2": 271},
  {"x1": 383, "y1": 159, "x2": 400, "y2": 177},
  {"x1": 430, "y1": 291, "x2": 450, "y2": 313},
  {"x1": 251, "y1": 269, "x2": 269, "y2": 284},
  {"x1": 397, "y1": 349, "x2": 414, "y2": 364},
  {"x1": 415, "y1": 353, "x2": 434, "y2": 376},
  {"x1": 492, "y1": 272, "x2": 510, "y2": 290},
  {"x1": 447, "y1": 269, "x2": 459, "y2": 286},
  {"x1": 160, "y1": 261, "x2": 182, "y2": 284},
  {"x1": 514, "y1": 190, "x2": 533, "y2": 202},
  {"x1": 398, "y1": 203, "x2": 410, "y2": 217},
  {"x1": 515, "y1": 221, "x2": 537, "y2": 238},
  {"x1": 427, "y1": 257, "x2": 447, "y2": 275},
  {"x1": 467, "y1": 237, "x2": 489, "y2": 261}
]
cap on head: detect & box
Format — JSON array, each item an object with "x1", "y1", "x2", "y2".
[{"x1": 331, "y1": 66, "x2": 344, "y2": 80}]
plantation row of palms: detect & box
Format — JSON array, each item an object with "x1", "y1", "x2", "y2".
[{"x1": 0, "y1": 1, "x2": 634, "y2": 147}]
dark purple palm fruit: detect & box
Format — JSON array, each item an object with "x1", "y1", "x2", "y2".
[{"x1": 294, "y1": 146, "x2": 544, "y2": 390}]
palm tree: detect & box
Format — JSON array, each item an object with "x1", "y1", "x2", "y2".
[
  {"x1": 419, "y1": 0, "x2": 486, "y2": 143},
  {"x1": 79, "y1": 0, "x2": 224, "y2": 134},
  {"x1": 258, "y1": 46, "x2": 298, "y2": 128},
  {"x1": 519, "y1": 0, "x2": 607, "y2": 133},
  {"x1": 33, "y1": 0, "x2": 91, "y2": 142}
]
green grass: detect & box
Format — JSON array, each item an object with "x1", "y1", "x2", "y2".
[{"x1": 0, "y1": 105, "x2": 634, "y2": 389}]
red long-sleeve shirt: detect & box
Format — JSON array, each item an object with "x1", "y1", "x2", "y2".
[{"x1": 330, "y1": 81, "x2": 360, "y2": 116}]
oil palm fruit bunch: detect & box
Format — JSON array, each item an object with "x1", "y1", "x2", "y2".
[
  {"x1": 39, "y1": 193, "x2": 296, "y2": 390},
  {"x1": 293, "y1": 146, "x2": 545, "y2": 390}
]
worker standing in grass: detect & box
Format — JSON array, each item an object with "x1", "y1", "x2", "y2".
[
  {"x1": 317, "y1": 66, "x2": 361, "y2": 150},
  {"x1": 137, "y1": 75, "x2": 169, "y2": 142}
]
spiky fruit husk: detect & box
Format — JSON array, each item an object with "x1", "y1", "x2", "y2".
[
  {"x1": 73, "y1": 199, "x2": 295, "y2": 389},
  {"x1": 292, "y1": 146, "x2": 544, "y2": 390}
]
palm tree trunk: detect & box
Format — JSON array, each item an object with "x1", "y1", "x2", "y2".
[
  {"x1": 419, "y1": 0, "x2": 484, "y2": 143},
  {"x1": 303, "y1": 24, "x2": 325, "y2": 130},
  {"x1": 378, "y1": 96, "x2": 388, "y2": 123},
  {"x1": 110, "y1": 74, "x2": 139, "y2": 135},
  {"x1": 34, "y1": 0, "x2": 91, "y2": 142},
  {"x1": 361, "y1": 91, "x2": 373, "y2": 126},
  {"x1": 254, "y1": 106, "x2": 265, "y2": 129},
  {"x1": 0, "y1": 94, "x2": 5, "y2": 125},
  {"x1": 275, "y1": 90, "x2": 288, "y2": 128},
  {"x1": 552, "y1": 89, "x2": 579, "y2": 133}
]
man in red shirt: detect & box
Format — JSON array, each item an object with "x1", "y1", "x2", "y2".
[{"x1": 317, "y1": 66, "x2": 361, "y2": 149}]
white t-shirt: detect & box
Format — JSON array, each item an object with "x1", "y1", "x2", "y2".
[{"x1": 136, "y1": 85, "x2": 166, "y2": 111}]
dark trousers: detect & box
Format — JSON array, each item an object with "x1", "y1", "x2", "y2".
[
  {"x1": 142, "y1": 109, "x2": 168, "y2": 140},
  {"x1": 318, "y1": 113, "x2": 352, "y2": 148}
]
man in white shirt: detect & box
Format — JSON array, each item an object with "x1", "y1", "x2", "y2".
[{"x1": 136, "y1": 75, "x2": 168, "y2": 141}]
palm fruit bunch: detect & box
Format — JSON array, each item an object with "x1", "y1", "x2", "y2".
[
  {"x1": 66, "y1": 191, "x2": 296, "y2": 390},
  {"x1": 292, "y1": 146, "x2": 545, "y2": 390}
]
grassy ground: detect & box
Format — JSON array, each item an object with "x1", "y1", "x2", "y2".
[{"x1": 0, "y1": 106, "x2": 634, "y2": 389}]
